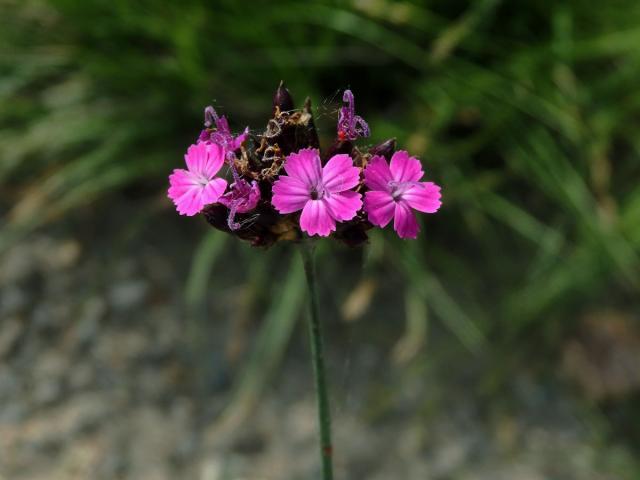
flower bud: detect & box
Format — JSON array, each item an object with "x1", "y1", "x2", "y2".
[
  {"x1": 369, "y1": 138, "x2": 396, "y2": 160},
  {"x1": 273, "y1": 80, "x2": 294, "y2": 115}
]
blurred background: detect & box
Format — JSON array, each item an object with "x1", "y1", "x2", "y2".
[{"x1": 2, "y1": 0, "x2": 640, "y2": 478}]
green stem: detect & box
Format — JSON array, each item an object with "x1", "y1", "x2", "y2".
[{"x1": 300, "y1": 241, "x2": 334, "y2": 480}]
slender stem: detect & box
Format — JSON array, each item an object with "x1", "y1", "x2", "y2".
[{"x1": 300, "y1": 241, "x2": 334, "y2": 480}]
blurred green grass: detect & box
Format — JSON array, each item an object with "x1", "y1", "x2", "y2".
[{"x1": 2, "y1": 0, "x2": 640, "y2": 467}]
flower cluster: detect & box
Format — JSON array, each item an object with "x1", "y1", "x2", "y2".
[{"x1": 168, "y1": 83, "x2": 441, "y2": 246}]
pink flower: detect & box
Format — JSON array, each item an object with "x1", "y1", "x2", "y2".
[
  {"x1": 218, "y1": 179, "x2": 261, "y2": 230},
  {"x1": 199, "y1": 106, "x2": 248, "y2": 154},
  {"x1": 168, "y1": 142, "x2": 228, "y2": 216},
  {"x1": 363, "y1": 151, "x2": 441, "y2": 239},
  {"x1": 272, "y1": 148, "x2": 362, "y2": 237}
]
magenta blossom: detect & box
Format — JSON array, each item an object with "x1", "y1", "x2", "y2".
[
  {"x1": 272, "y1": 148, "x2": 362, "y2": 237},
  {"x1": 337, "y1": 90, "x2": 370, "y2": 141},
  {"x1": 218, "y1": 178, "x2": 261, "y2": 230},
  {"x1": 168, "y1": 142, "x2": 228, "y2": 216},
  {"x1": 363, "y1": 151, "x2": 441, "y2": 239},
  {"x1": 199, "y1": 106, "x2": 249, "y2": 154}
]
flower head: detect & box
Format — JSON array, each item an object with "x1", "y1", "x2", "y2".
[
  {"x1": 363, "y1": 151, "x2": 441, "y2": 239},
  {"x1": 218, "y1": 178, "x2": 261, "y2": 230},
  {"x1": 337, "y1": 89, "x2": 370, "y2": 141},
  {"x1": 168, "y1": 142, "x2": 228, "y2": 216},
  {"x1": 199, "y1": 106, "x2": 249, "y2": 153},
  {"x1": 272, "y1": 148, "x2": 362, "y2": 237},
  {"x1": 170, "y1": 84, "x2": 441, "y2": 247}
]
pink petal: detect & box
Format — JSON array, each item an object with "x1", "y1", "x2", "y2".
[
  {"x1": 393, "y1": 202, "x2": 419, "y2": 239},
  {"x1": 231, "y1": 127, "x2": 249, "y2": 150},
  {"x1": 402, "y1": 182, "x2": 442, "y2": 213},
  {"x1": 324, "y1": 190, "x2": 362, "y2": 221},
  {"x1": 168, "y1": 168, "x2": 198, "y2": 201},
  {"x1": 203, "y1": 142, "x2": 225, "y2": 177},
  {"x1": 200, "y1": 177, "x2": 228, "y2": 206},
  {"x1": 272, "y1": 176, "x2": 311, "y2": 214},
  {"x1": 184, "y1": 143, "x2": 206, "y2": 175},
  {"x1": 322, "y1": 154, "x2": 360, "y2": 193},
  {"x1": 216, "y1": 115, "x2": 231, "y2": 134},
  {"x1": 390, "y1": 151, "x2": 423, "y2": 183},
  {"x1": 363, "y1": 155, "x2": 393, "y2": 191},
  {"x1": 184, "y1": 142, "x2": 225, "y2": 178},
  {"x1": 283, "y1": 148, "x2": 322, "y2": 187},
  {"x1": 364, "y1": 190, "x2": 395, "y2": 227},
  {"x1": 300, "y1": 200, "x2": 336, "y2": 237},
  {"x1": 174, "y1": 187, "x2": 205, "y2": 216}
]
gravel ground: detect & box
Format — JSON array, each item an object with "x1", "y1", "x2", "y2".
[{"x1": 0, "y1": 212, "x2": 637, "y2": 480}]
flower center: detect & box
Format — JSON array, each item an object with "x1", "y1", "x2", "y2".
[
  {"x1": 310, "y1": 185, "x2": 326, "y2": 200},
  {"x1": 197, "y1": 174, "x2": 210, "y2": 186},
  {"x1": 389, "y1": 180, "x2": 421, "y2": 200}
]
